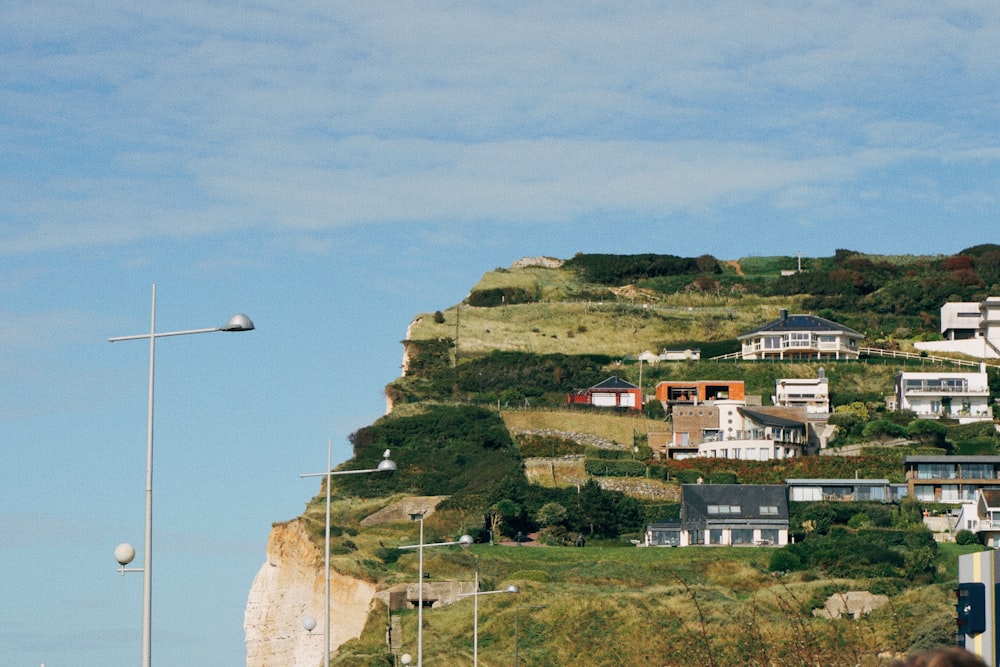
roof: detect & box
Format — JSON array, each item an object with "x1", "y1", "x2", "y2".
[
  {"x1": 785, "y1": 478, "x2": 890, "y2": 486},
  {"x1": 681, "y1": 484, "x2": 789, "y2": 524},
  {"x1": 904, "y1": 455, "x2": 1000, "y2": 464},
  {"x1": 738, "y1": 313, "x2": 864, "y2": 340},
  {"x1": 589, "y1": 375, "x2": 639, "y2": 391},
  {"x1": 738, "y1": 407, "x2": 806, "y2": 429},
  {"x1": 981, "y1": 489, "x2": 1000, "y2": 508}
]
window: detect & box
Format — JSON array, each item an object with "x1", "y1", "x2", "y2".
[
  {"x1": 709, "y1": 529, "x2": 724, "y2": 545},
  {"x1": 759, "y1": 529, "x2": 779, "y2": 545},
  {"x1": 649, "y1": 529, "x2": 680, "y2": 547},
  {"x1": 789, "y1": 332, "x2": 811, "y2": 347},
  {"x1": 759, "y1": 505, "x2": 779, "y2": 515},
  {"x1": 963, "y1": 464, "x2": 995, "y2": 480},
  {"x1": 916, "y1": 464, "x2": 956, "y2": 480},
  {"x1": 687, "y1": 530, "x2": 704, "y2": 545},
  {"x1": 914, "y1": 485, "x2": 935, "y2": 502},
  {"x1": 764, "y1": 336, "x2": 782, "y2": 349},
  {"x1": 732, "y1": 529, "x2": 754, "y2": 545},
  {"x1": 707, "y1": 504, "x2": 742, "y2": 514},
  {"x1": 941, "y1": 485, "x2": 960, "y2": 502}
]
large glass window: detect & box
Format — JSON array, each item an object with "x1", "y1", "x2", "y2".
[
  {"x1": 858, "y1": 486, "x2": 885, "y2": 501},
  {"x1": 649, "y1": 529, "x2": 680, "y2": 547},
  {"x1": 916, "y1": 464, "x2": 956, "y2": 480},
  {"x1": 759, "y1": 529, "x2": 780, "y2": 545},
  {"x1": 709, "y1": 529, "x2": 724, "y2": 545},
  {"x1": 732, "y1": 529, "x2": 754, "y2": 545},
  {"x1": 687, "y1": 530, "x2": 704, "y2": 545},
  {"x1": 962, "y1": 464, "x2": 995, "y2": 480},
  {"x1": 914, "y1": 485, "x2": 935, "y2": 502},
  {"x1": 789, "y1": 332, "x2": 811, "y2": 347},
  {"x1": 940, "y1": 485, "x2": 960, "y2": 502}
]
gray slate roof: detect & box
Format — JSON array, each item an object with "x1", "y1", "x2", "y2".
[
  {"x1": 589, "y1": 375, "x2": 639, "y2": 390},
  {"x1": 681, "y1": 484, "x2": 789, "y2": 525},
  {"x1": 738, "y1": 313, "x2": 863, "y2": 340},
  {"x1": 738, "y1": 407, "x2": 806, "y2": 429}
]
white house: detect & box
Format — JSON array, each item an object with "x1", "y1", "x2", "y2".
[
  {"x1": 773, "y1": 372, "x2": 830, "y2": 415},
  {"x1": 894, "y1": 370, "x2": 992, "y2": 423},
  {"x1": 738, "y1": 310, "x2": 864, "y2": 361},
  {"x1": 915, "y1": 297, "x2": 1000, "y2": 359},
  {"x1": 644, "y1": 484, "x2": 789, "y2": 547},
  {"x1": 696, "y1": 407, "x2": 807, "y2": 460},
  {"x1": 955, "y1": 489, "x2": 1000, "y2": 547}
]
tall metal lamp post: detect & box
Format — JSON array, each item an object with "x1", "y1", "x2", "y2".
[
  {"x1": 399, "y1": 516, "x2": 472, "y2": 666},
  {"x1": 457, "y1": 573, "x2": 518, "y2": 667},
  {"x1": 301, "y1": 443, "x2": 397, "y2": 667},
  {"x1": 110, "y1": 283, "x2": 254, "y2": 667}
]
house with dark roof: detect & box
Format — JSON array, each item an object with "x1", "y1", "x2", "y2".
[
  {"x1": 567, "y1": 375, "x2": 642, "y2": 411},
  {"x1": 644, "y1": 484, "x2": 789, "y2": 547},
  {"x1": 738, "y1": 310, "x2": 864, "y2": 361}
]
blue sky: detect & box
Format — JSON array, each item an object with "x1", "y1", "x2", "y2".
[{"x1": 2, "y1": 2, "x2": 999, "y2": 665}]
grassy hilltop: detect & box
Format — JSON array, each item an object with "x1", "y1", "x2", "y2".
[{"x1": 309, "y1": 248, "x2": 1000, "y2": 666}]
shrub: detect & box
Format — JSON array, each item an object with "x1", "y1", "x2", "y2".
[
  {"x1": 955, "y1": 529, "x2": 981, "y2": 546},
  {"x1": 769, "y1": 548, "x2": 803, "y2": 573}
]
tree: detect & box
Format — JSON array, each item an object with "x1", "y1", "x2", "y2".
[
  {"x1": 835, "y1": 401, "x2": 870, "y2": 423},
  {"x1": 906, "y1": 419, "x2": 948, "y2": 446},
  {"x1": 862, "y1": 419, "x2": 906, "y2": 442},
  {"x1": 535, "y1": 502, "x2": 568, "y2": 528}
]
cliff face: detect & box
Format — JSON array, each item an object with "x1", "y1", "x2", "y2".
[{"x1": 244, "y1": 519, "x2": 377, "y2": 667}]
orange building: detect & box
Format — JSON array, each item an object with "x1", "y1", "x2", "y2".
[{"x1": 654, "y1": 380, "x2": 744, "y2": 404}]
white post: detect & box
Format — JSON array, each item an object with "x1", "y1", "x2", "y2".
[
  {"x1": 417, "y1": 515, "x2": 424, "y2": 667},
  {"x1": 472, "y1": 570, "x2": 479, "y2": 667},
  {"x1": 141, "y1": 284, "x2": 156, "y2": 667}
]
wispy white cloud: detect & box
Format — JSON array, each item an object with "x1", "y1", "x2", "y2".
[{"x1": 3, "y1": 2, "x2": 1000, "y2": 254}]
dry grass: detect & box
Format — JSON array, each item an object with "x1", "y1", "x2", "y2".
[
  {"x1": 406, "y1": 265, "x2": 804, "y2": 358},
  {"x1": 502, "y1": 408, "x2": 668, "y2": 446}
]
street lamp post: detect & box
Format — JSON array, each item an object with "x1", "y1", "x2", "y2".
[
  {"x1": 399, "y1": 518, "x2": 472, "y2": 666},
  {"x1": 110, "y1": 284, "x2": 254, "y2": 667},
  {"x1": 457, "y1": 574, "x2": 518, "y2": 667},
  {"x1": 301, "y1": 443, "x2": 396, "y2": 667}
]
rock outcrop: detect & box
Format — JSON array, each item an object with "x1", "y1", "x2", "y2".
[{"x1": 244, "y1": 519, "x2": 377, "y2": 667}]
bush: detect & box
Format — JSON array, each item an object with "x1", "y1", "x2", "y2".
[
  {"x1": 955, "y1": 529, "x2": 982, "y2": 546},
  {"x1": 769, "y1": 548, "x2": 803, "y2": 573},
  {"x1": 585, "y1": 459, "x2": 647, "y2": 477}
]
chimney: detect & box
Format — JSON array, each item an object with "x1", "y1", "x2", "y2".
[{"x1": 780, "y1": 309, "x2": 788, "y2": 320}]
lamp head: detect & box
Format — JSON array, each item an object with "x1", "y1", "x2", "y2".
[
  {"x1": 302, "y1": 615, "x2": 317, "y2": 632},
  {"x1": 506, "y1": 585, "x2": 519, "y2": 593},
  {"x1": 458, "y1": 534, "x2": 474, "y2": 549},
  {"x1": 377, "y1": 449, "x2": 397, "y2": 471},
  {"x1": 114, "y1": 543, "x2": 136, "y2": 566},
  {"x1": 220, "y1": 314, "x2": 255, "y2": 332}
]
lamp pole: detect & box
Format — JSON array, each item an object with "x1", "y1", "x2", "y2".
[
  {"x1": 457, "y1": 575, "x2": 518, "y2": 667},
  {"x1": 399, "y1": 523, "x2": 472, "y2": 666},
  {"x1": 110, "y1": 284, "x2": 254, "y2": 667},
  {"x1": 301, "y1": 443, "x2": 396, "y2": 667}
]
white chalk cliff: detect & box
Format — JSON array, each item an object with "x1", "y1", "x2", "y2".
[{"x1": 244, "y1": 519, "x2": 376, "y2": 667}]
